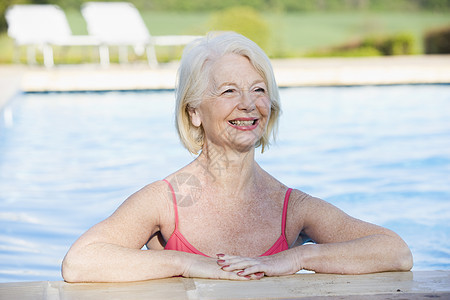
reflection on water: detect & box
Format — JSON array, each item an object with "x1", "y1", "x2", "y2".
[{"x1": 0, "y1": 85, "x2": 449, "y2": 282}]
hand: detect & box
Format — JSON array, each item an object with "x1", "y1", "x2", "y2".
[
  {"x1": 216, "y1": 251, "x2": 300, "y2": 278},
  {"x1": 180, "y1": 253, "x2": 263, "y2": 280}
]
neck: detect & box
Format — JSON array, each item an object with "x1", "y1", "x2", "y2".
[{"x1": 194, "y1": 142, "x2": 258, "y2": 193}]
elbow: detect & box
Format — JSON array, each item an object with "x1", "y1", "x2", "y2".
[
  {"x1": 398, "y1": 247, "x2": 413, "y2": 271},
  {"x1": 393, "y1": 241, "x2": 413, "y2": 272},
  {"x1": 61, "y1": 253, "x2": 86, "y2": 283},
  {"x1": 61, "y1": 256, "x2": 78, "y2": 283}
]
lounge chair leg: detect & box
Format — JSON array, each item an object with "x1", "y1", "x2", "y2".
[
  {"x1": 99, "y1": 45, "x2": 110, "y2": 67},
  {"x1": 27, "y1": 46, "x2": 37, "y2": 65},
  {"x1": 12, "y1": 44, "x2": 20, "y2": 64},
  {"x1": 43, "y1": 44, "x2": 54, "y2": 68},
  {"x1": 119, "y1": 46, "x2": 128, "y2": 64},
  {"x1": 146, "y1": 45, "x2": 158, "y2": 68}
]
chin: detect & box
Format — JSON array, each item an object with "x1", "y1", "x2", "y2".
[
  {"x1": 221, "y1": 126, "x2": 264, "y2": 152},
  {"x1": 229, "y1": 138, "x2": 260, "y2": 153}
]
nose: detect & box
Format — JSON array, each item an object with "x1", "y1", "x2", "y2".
[{"x1": 237, "y1": 90, "x2": 256, "y2": 111}]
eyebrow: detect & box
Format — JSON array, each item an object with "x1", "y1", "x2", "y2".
[
  {"x1": 217, "y1": 82, "x2": 237, "y2": 89},
  {"x1": 217, "y1": 80, "x2": 266, "y2": 89}
]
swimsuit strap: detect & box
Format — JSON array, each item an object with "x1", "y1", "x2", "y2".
[
  {"x1": 163, "y1": 179, "x2": 179, "y2": 230},
  {"x1": 282, "y1": 188, "x2": 293, "y2": 238},
  {"x1": 163, "y1": 180, "x2": 292, "y2": 240}
]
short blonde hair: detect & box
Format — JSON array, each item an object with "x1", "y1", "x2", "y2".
[{"x1": 175, "y1": 31, "x2": 281, "y2": 155}]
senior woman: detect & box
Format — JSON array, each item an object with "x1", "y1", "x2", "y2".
[{"x1": 62, "y1": 32, "x2": 413, "y2": 282}]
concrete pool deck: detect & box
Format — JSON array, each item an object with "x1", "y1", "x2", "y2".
[
  {"x1": 1, "y1": 271, "x2": 449, "y2": 299},
  {"x1": 0, "y1": 54, "x2": 449, "y2": 109}
]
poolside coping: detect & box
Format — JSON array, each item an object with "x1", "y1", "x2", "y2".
[
  {"x1": 0, "y1": 55, "x2": 449, "y2": 96},
  {"x1": 0, "y1": 271, "x2": 449, "y2": 299},
  {"x1": 18, "y1": 55, "x2": 450, "y2": 92},
  {"x1": 1, "y1": 55, "x2": 448, "y2": 111}
]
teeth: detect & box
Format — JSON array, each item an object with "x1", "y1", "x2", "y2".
[{"x1": 230, "y1": 120, "x2": 255, "y2": 126}]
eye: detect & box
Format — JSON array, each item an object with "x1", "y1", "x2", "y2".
[
  {"x1": 254, "y1": 87, "x2": 266, "y2": 93},
  {"x1": 222, "y1": 88, "x2": 236, "y2": 95}
]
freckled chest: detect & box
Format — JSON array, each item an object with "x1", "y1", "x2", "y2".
[{"x1": 171, "y1": 189, "x2": 285, "y2": 257}]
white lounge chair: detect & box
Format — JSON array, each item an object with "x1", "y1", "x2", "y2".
[
  {"x1": 5, "y1": 4, "x2": 99, "y2": 68},
  {"x1": 81, "y1": 2, "x2": 202, "y2": 67}
]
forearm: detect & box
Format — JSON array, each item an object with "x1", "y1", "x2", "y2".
[
  {"x1": 62, "y1": 242, "x2": 185, "y2": 282},
  {"x1": 296, "y1": 234, "x2": 413, "y2": 274}
]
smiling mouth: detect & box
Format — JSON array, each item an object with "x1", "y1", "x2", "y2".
[
  {"x1": 228, "y1": 119, "x2": 257, "y2": 126},
  {"x1": 227, "y1": 118, "x2": 259, "y2": 131}
]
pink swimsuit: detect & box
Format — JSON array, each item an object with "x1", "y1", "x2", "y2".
[{"x1": 163, "y1": 179, "x2": 291, "y2": 257}]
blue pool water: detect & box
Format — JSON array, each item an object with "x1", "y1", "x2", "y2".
[{"x1": 0, "y1": 85, "x2": 449, "y2": 282}]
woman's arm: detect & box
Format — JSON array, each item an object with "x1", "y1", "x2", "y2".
[
  {"x1": 291, "y1": 196, "x2": 413, "y2": 274},
  {"x1": 63, "y1": 238, "x2": 253, "y2": 282},
  {"x1": 62, "y1": 182, "x2": 179, "y2": 282},
  {"x1": 62, "y1": 181, "x2": 256, "y2": 282},
  {"x1": 217, "y1": 192, "x2": 413, "y2": 277}
]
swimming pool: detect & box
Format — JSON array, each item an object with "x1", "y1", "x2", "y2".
[{"x1": 0, "y1": 85, "x2": 449, "y2": 282}]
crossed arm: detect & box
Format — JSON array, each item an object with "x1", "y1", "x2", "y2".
[
  {"x1": 216, "y1": 193, "x2": 413, "y2": 277},
  {"x1": 62, "y1": 185, "x2": 413, "y2": 282},
  {"x1": 62, "y1": 182, "x2": 250, "y2": 282},
  {"x1": 216, "y1": 227, "x2": 413, "y2": 278}
]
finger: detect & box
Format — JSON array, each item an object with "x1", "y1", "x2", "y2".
[
  {"x1": 217, "y1": 259, "x2": 227, "y2": 266},
  {"x1": 221, "y1": 259, "x2": 259, "y2": 271},
  {"x1": 217, "y1": 255, "x2": 253, "y2": 265},
  {"x1": 216, "y1": 255, "x2": 264, "y2": 273},
  {"x1": 236, "y1": 265, "x2": 266, "y2": 277},
  {"x1": 218, "y1": 253, "x2": 249, "y2": 259},
  {"x1": 238, "y1": 272, "x2": 265, "y2": 280},
  {"x1": 217, "y1": 257, "x2": 249, "y2": 268},
  {"x1": 251, "y1": 272, "x2": 265, "y2": 280},
  {"x1": 219, "y1": 269, "x2": 251, "y2": 281},
  {"x1": 216, "y1": 253, "x2": 240, "y2": 258}
]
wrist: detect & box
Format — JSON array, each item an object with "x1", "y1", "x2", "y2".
[
  {"x1": 293, "y1": 243, "x2": 319, "y2": 272},
  {"x1": 165, "y1": 250, "x2": 191, "y2": 277}
]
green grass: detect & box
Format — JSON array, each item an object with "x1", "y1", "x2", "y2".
[
  {"x1": 140, "y1": 11, "x2": 210, "y2": 36},
  {"x1": 1, "y1": 11, "x2": 449, "y2": 64},
  {"x1": 265, "y1": 11, "x2": 450, "y2": 55}
]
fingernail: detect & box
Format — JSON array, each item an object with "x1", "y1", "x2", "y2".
[
  {"x1": 237, "y1": 271, "x2": 244, "y2": 275},
  {"x1": 245, "y1": 275, "x2": 251, "y2": 279},
  {"x1": 216, "y1": 253, "x2": 225, "y2": 258},
  {"x1": 217, "y1": 260, "x2": 225, "y2": 264},
  {"x1": 221, "y1": 265, "x2": 230, "y2": 269}
]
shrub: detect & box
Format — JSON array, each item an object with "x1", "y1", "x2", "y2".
[
  {"x1": 306, "y1": 46, "x2": 382, "y2": 58},
  {"x1": 208, "y1": 6, "x2": 270, "y2": 51},
  {"x1": 362, "y1": 33, "x2": 415, "y2": 55},
  {"x1": 306, "y1": 32, "x2": 415, "y2": 57},
  {"x1": 424, "y1": 26, "x2": 450, "y2": 54},
  {"x1": 389, "y1": 33, "x2": 415, "y2": 55}
]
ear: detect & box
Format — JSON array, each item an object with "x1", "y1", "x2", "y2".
[{"x1": 188, "y1": 107, "x2": 202, "y2": 127}]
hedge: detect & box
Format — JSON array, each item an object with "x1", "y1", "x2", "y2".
[{"x1": 424, "y1": 26, "x2": 450, "y2": 54}]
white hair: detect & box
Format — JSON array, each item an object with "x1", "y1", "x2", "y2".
[{"x1": 175, "y1": 31, "x2": 281, "y2": 154}]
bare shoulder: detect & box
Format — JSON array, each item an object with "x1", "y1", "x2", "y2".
[
  {"x1": 288, "y1": 190, "x2": 348, "y2": 217},
  {"x1": 282, "y1": 188, "x2": 314, "y2": 232},
  {"x1": 107, "y1": 181, "x2": 166, "y2": 221},
  {"x1": 63, "y1": 180, "x2": 172, "y2": 254},
  {"x1": 290, "y1": 192, "x2": 354, "y2": 228},
  {"x1": 123, "y1": 180, "x2": 169, "y2": 209},
  {"x1": 292, "y1": 192, "x2": 397, "y2": 244},
  {"x1": 288, "y1": 188, "x2": 313, "y2": 205},
  {"x1": 282, "y1": 188, "x2": 313, "y2": 217},
  {"x1": 118, "y1": 180, "x2": 176, "y2": 229}
]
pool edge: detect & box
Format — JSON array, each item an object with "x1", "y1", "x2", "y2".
[
  {"x1": 0, "y1": 271, "x2": 449, "y2": 299},
  {"x1": 1, "y1": 54, "x2": 450, "y2": 108}
]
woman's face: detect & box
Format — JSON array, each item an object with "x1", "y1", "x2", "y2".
[{"x1": 190, "y1": 53, "x2": 271, "y2": 152}]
